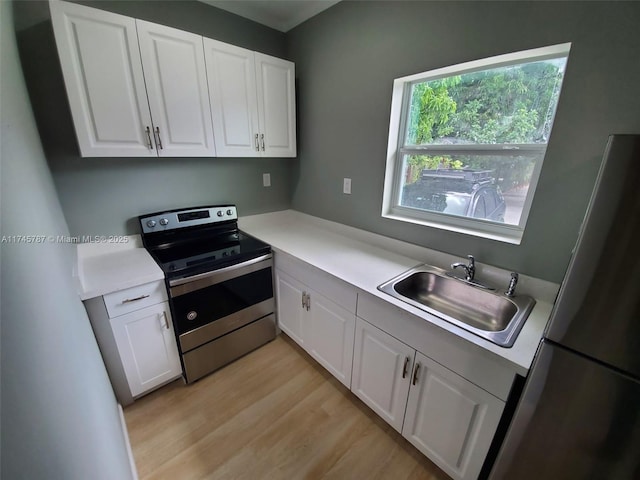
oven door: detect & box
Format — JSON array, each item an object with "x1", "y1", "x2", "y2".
[{"x1": 169, "y1": 254, "x2": 274, "y2": 353}]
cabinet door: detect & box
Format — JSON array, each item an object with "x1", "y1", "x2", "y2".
[
  {"x1": 307, "y1": 291, "x2": 355, "y2": 388},
  {"x1": 111, "y1": 302, "x2": 182, "y2": 397},
  {"x1": 204, "y1": 39, "x2": 260, "y2": 157},
  {"x1": 402, "y1": 352, "x2": 504, "y2": 480},
  {"x1": 50, "y1": 0, "x2": 155, "y2": 157},
  {"x1": 276, "y1": 271, "x2": 306, "y2": 347},
  {"x1": 136, "y1": 20, "x2": 216, "y2": 157},
  {"x1": 352, "y1": 318, "x2": 414, "y2": 432},
  {"x1": 255, "y1": 53, "x2": 296, "y2": 157}
]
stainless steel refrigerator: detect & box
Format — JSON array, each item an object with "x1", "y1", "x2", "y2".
[{"x1": 490, "y1": 135, "x2": 640, "y2": 479}]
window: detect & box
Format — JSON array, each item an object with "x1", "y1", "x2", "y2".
[{"x1": 382, "y1": 44, "x2": 570, "y2": 244}]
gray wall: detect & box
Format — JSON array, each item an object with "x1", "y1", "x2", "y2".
[
  {"x1": 286, "y1": 0, "x2": 640, "y2": 283},
  {"x1": 15, "y1": 0, "x2": 293, "y2": 237},
  {"x1": 1, "y1": 1, "x2": 134, "y2": 478}
]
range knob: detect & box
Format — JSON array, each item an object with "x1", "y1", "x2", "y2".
[
  {"x1": 217, "y1": 211, "x2": 224, "y2": 217},
  {"x1": 159, "y1": 218, "x2": 169, "y2": 226},
  {"x1": 146, "y1": 220, "x2": 157, "y2": 228},
  {"x1": 226, "y1": 209, "x2": 233, "y2": 216}
]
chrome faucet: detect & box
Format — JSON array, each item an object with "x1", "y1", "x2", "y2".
[
  {"x1": 505, "y1": 272, "x2": 519, "y2": 297},
  {"x1": 451, "y1": 255, "x2": 475, "y2": 282}
]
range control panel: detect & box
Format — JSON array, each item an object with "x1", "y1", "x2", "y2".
[{"x1": 140, "y1": 205, "x2": 238, "y2": 233}]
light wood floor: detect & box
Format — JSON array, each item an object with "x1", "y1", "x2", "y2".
[{"x1": 124, "y1": 334, "x2": 449, "y2": 480}]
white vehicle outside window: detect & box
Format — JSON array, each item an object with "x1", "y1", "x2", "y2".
[{"x1": 382, "y1": 43, "x2": 571, "y2": 244}]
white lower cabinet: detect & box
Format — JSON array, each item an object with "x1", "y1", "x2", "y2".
[
  {"x1": 306, "y1": 289, "x2": 355, "y2": 387},
  {"x1": 403, "y1": 352, "x2": 504, "y2": 480},
  {"x1": 274, "y1": 253, "x2": 511, "y2": 480},
  {"x1": 352, "y1": 318, "x2": 414, "y2": 432},
  {"x1": 110, "y1": 302, "x2": 182, "y2": 397},
  {"x1": 352, "y1": 317, "x2": 505, "y2": 480},
  {"x1": 276, "y1": 271, "x2": 307, "y2": 346},
  {"x1": 275, "y1": 256, "x2": 356, "y2": 388},
  {"x1": 85, "y1": 280, "x2": 182, "y2": 405}
]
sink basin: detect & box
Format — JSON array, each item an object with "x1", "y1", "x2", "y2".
[{"x1": 378, "y1": 265, "x2": 535, "y2": 347}]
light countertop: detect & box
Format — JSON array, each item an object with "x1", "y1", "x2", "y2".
[
  {"x1": 73, "y1": 209, "x2": 556, "y2": 374},
  {"x1": 240, "y1": 210, "x2": 557, "y2": 376},
  {"x1": 75, "y1": 236, "x2": 164, "y2": 300}
]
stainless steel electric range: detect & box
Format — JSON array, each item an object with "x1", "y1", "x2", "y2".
[{"x1": 139, "y1": 205, "x2": 276, "y2": 383}]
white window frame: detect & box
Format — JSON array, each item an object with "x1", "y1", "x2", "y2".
[{"x1": 381, "y1": 43, "x2": 571, "y2": 244}]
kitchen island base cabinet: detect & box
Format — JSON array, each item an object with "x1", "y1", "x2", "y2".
[
  {"x1": 275, "y1": 254, "x2": 356, "y2": 388},
  {"x1": 110, "y1": 302, "x2": 182, "y2": 398}
]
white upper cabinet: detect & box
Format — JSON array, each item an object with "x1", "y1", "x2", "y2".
[
  {"x1": 51, "y1": 0, "x2": 295, "y2": 158},
  {"x1": 255, "y1": 53, "x2": 297, "y2": 157},
  {"x1": 50, "y1": 0, "x2": 155, "y2": 157},
  {"x1": 204, "y1": 40, "x2": 259, "y2": 157},
  {"x1": 136, "y1": 21, "x2": 216, "y2": 157},
  {"x1": 205, "y1": 39, "x2": 296, "y2": 157}
]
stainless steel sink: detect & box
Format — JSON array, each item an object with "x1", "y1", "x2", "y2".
[{"x1": 378, "y1": 265, "x2": 536, "y2": 347}]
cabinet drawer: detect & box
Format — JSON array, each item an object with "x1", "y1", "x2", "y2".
[{"x1": 104, "y1": 281, "x2": 167, "y2": 318}]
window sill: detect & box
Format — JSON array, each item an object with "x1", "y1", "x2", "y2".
[{"x1": 382, "y1": 210, "x2": 523, "y2": 245}]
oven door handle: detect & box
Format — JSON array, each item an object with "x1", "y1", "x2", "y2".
[{"x1": 169, "y1": 253, "x2": 272, "y2": 295}]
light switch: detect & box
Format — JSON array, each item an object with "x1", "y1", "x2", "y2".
[
  {"x1": 263, "y1": 173, "x2": 271, "y2": 187},
  {"x1": 343, "y1": 178, "x2": 352, "y2": 194}
]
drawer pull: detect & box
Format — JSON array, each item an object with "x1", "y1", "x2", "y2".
[{"x1": 121, "y1": 294, "x2": 150, "y2": 304}]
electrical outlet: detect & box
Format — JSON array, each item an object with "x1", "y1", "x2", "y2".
[
  {"x1": 263, "y1": 173, "x2": 271, "y2": 187},
  {"x1": 343, "y1": 178, "x2": 352, "y2": 195}
]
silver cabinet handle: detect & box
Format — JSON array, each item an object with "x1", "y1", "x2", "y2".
[
  {"x1": 255, "y1": 133, "x2": 260, "y2": 151},
  {"x1": 145, "y1": 126, "x2": 153, "y2": 149},
  {"x1": 155, "y1": 126, "x2": 163, "y2": 149},
  {"x1": 160, "y1": 311, "x2": 169, "y2": 329},
  {"x1": 402, "y1": 357, "x2": 410, "y2": 378},
  {"x1": 301, "y1": 292, "x2": 310, "y2": 311},
  {"x1": 121, "y1": 294, "x2": 150, "y2": 304},
  {"x1": 260, "y1": 133, "x2": 265, "y2": 151},
  {"x1": 412, "y1": 363, "x2": 421, "y2": 385}
]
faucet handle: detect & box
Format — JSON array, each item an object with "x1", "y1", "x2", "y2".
[
  {"x1": 506, "y1": 272, "x2": 518, "y2": 297},
  {"x1": 467, "y1": 255, "x2": 475, "y2": 280}
]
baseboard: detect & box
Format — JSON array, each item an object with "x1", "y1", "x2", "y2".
[{"x1": 118, "y1": 403, "x2": 139, "y2": 480}]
